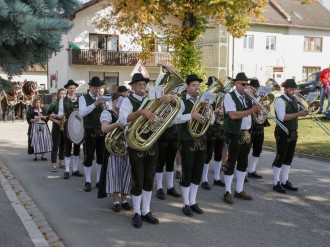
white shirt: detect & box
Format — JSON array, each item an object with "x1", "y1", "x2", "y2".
[
  {"x1": 58, "y1": 98, "x2": 64, "y2": 116},
  {"x1": 224, "y1": 89, "x2": 252, "y2": 130},
  {"x1": 79, "y1": 92, "x2": 97, "y2": 117},
  {"x1": 274, "y1": 93, "x2": 298, "y2": 122},
  {"x1": 119, "y1": 93, "x2": 145, "y2": 125},
  {"x1": 100, "y1": 110, "x2": 112, "y2": 124}
]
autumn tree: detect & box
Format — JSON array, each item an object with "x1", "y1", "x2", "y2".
[
  {"x1": 93, "y1": 0, "x2": 268, "y2": 78},
  {"x1": 0, "y1": 0, "x2": 81, "y2": 75}
]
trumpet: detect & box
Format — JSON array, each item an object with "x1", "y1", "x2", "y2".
[
  {"x1": 292, "y1": 93, "x2": 330, "y2": 136},
  {"x1": 244, "y1": 87, "x2": 289, "y2": 135}
]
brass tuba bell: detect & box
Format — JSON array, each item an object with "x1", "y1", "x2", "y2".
[
  {"x1": 125, "y1": 64, "x2": 183, "y2": 151},
  {"x1": 105, "y1": 125, "x2": 127, "y2": 155}
]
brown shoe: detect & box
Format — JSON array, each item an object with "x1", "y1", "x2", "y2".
[
  {"x1": 234, "y1": 191, "x2": 253, "y2": 200},
  {"x1": 223, "y1": 192, "x2": 234, "y2": 204}
]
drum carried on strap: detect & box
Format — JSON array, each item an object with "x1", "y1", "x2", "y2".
[{"x1": 66, "y1": 110, "x2": 84, "y2": 144}]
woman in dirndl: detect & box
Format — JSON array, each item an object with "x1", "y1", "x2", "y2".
[
  {"x1": 98, "y1": 93, "x2": 132, "y2": 212},
  {"x1": 26, "y1": 97, "x2": 52, "y2": 161}
]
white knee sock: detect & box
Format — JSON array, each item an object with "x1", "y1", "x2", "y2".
[
  {"x1": 224, "y1": 174, "x2": 233, "y2": 194},
  {"x1": 96, "y1": 163, "x2": 102, "y2": 183},
  {"x1": 202, "y1": 163, "x2": 209, "y2": 183},
  {"x1": 281, "y1": 164, "x2": 290, "y2": 184},
  {"x1": 84, "y1": 166, "x2": 92, "y2": 183},
  {"x1": 249, "y1": 156, "x2": 259, "y2": 173},
  {"x1": 181, "y1": 186, "x2": 190, "y2": 206},
  {"x1": 155, "y1": 172, "x2": 163, "y2": 190},
  {"x1": 65, "y1": 157, "x2": 71, "y2": 172},
  {"x1": 72, "y1": 155, "x2": 79, "y2": 172},
  {"x1": 166, "y1": 171, "x2": 174, "y2": 189},
  {"x1": 141, "y1": 190, "x2": 152, "y2": 216},
  {"x1": 132, "y1": 195, "x2": 141, "y2": 215},
  {"x1": 235, "y1": 170, "x2": 246, "y2": 193},
  {"x1": 273, "y1": 167, "x2": 281, "y2": 185},
  {"x1": 213, "y1": 161, "x2": 221, "y2": 180},
  {"x1": 189, "y1": 183, "x2": 198, "y2": 205}
]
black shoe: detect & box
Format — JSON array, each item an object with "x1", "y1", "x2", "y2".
[
  {"x1": 167, "y1": 187, "x2": 181, "y2": 197},
  {"x1": 156, "y1": 188, "x2": 166, "y2": 200},
  {"x1": 121, "y1": 202, "x2": 132, "y2": 211},
  {"x1": 132, "y1": 213, "x2": 142, "y2": 228},
  {"x1": 175, "y1": 171, "x2": 182, "y2": 179},
  {"x1": 64, "y1": 172, "x2": 70, "y2": 179},
  {"x1": 201, "y1": 181, "x2": 211, "y2": 190},
  {"x1": 41, "y1": 157, "x2": 47, "y2": 161},
  {"x1": 244, "y1": 176, "x2": 249, "y2": 183},
  {"x1": 141, "y1": 212, "x2": 159, "y2": 224},
  {"x1": 33, "y1": 157, "x2": 38, "y2": 161},
  {"x1": 72, "y1": 170, "x2": 84, "y2": 177},
  {"x1": 224, "y1": 191, "x2": 234, "y2": 204},
  {"x1": 84, "y1": 182, "x2": 91, "y2": 192},
  {"x1": 273, "y1": 182, "x2": 287, "y2": 194},
  {"x1": 248, "y1": 171, "x2": 263, "y2": 179},
  {"x1": 112, "y1": 203, "x2": 121, "y2": 212},
  {"x1": 190, "y1": 204, "x2": 204, "y2": 214},
  {"x1": 282, "y1": 180, "x2": 298, "y2": 191},
  {"x1": 182, "y1": 205, "x2": 194, "y2": 217},
  {"x1": 96, "y1": 182, "x2": 99, "y2": 188},
  {"x1": 214, "y1": 179, "x2": 225, "y2": 187}
]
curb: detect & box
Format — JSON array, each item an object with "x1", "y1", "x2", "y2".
[{"x1": 0, "y1": 161, "x2": 65, "y2": 247}]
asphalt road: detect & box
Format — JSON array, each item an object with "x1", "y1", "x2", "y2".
[{"x1": 0, "y1": 121, "x2": 329, "y2": 247}]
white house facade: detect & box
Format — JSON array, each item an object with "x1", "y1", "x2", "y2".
[{"x1": 47, "y1": 0, "x2": 178, "y2": 94}]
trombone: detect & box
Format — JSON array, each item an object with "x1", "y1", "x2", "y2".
[
  {"x1": 244, "y1": 86, "x2": 289, "y2": 135},
  {"x1": 292, "y1": 93, "x2": 330, "y2": 136}
]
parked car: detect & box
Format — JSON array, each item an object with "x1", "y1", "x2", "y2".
[{"x1": 297, "y1": 71, "x2": 322, "y2": 96}]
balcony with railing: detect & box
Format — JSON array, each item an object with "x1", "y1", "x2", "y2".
[{"x1": 68, "y1": 49, "x2": 173, "y2": 67}]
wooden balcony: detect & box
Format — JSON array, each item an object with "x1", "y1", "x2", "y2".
[{"x1": 68, "y1": 49, "x2": 173, "y2": 67}]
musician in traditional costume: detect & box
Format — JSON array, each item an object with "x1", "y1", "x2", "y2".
[
  {"x1": 119, "y1": 73, "x2": 170, "y2": 228},
  {"x1": 201, "y1": 77, "x2": 225, "y2": 190},
  {"x1": 272, "y1": 79, "x2": 308, "y2": 193},
  {"x1": 48, "y1": 88, "x2": 66, "y2": 172},
  {"x1": 98, "y1": 93, "x2": 132, "y2": 212},
  {"x1": 27, "y1": 97, "x2": 52, "y2": 161},
  {"x1": 62, "y1": 80, "x2": 83, "y2": 179},
  {"x1": 223, "y1": 72, "x2": 262, "y2": 204},
  {"x1": 174, "y1": 74, "x2": 219, "y2": 216},
  {"x1": 117, "y1": 85, "x2": 130, "y2": 97},
  {"x1": 79, "y1": 76, "x2": 105, "y2": 192},
  {"x1": 245, "y1": 78, "x2": 270, "y2": 181}
]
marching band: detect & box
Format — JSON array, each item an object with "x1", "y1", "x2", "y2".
[{"x1": 26, "y1": 66, "x2": 320, "y2": 228}]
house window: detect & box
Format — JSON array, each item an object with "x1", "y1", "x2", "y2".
[
  {"x1": 89, "y1": 34, "x2": 119, "y2": 51},
  {"x1": 104, "y1": 72, "x2": 119, "y2": 93},
  {"x1": 304, "y1": 37, "x2": 322, "y2": 52},
  {"x1": 243, "y1": 35, "x2": 254, "y2": 50},
  {"x1": 266, "y1": 36, "x2": 276, "y2": 51},
  {"x1": 302, "y1": 66, "x2": 321, "y2": 79}
]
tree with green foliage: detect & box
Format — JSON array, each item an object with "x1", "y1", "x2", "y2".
[
  {"x1": 0, "y1": 0, "x2": 81, "y2": 75},
  {"x1": 93, "y1": 0, "x2": 268, "y2": 79}
]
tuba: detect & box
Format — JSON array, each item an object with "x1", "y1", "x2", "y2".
[
  {"x1": 188, "y1": 77, "x2": 225, "y2": 138},
  {"x1": 125, "y1": 64, "x2": 183, "y2": 151},
  {"x1": 105, "y1": 125, "x2": 127, "y2": 155}
]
